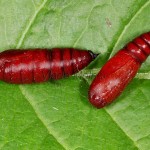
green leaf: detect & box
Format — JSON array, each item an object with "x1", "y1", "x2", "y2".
[{"x1": 0, "y1": 0, "x2": 150, "y2": 149}]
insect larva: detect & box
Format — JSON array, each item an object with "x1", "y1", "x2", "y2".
[
  {"x1": 0, "y1": 48, "x2": 98, "y2": 84},
  {"x1": 89, "y1": 32, "x2": 150, "y2": 108}
]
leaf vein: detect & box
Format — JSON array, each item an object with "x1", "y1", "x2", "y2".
[
  {"x1": 19, "y1": 86, "x2": 67, "y2": 150},
  {"x1": 109, "y1": 0, "x2": 150, "y2": 58},
  {"x1": 73, "y1": 5, "x2": 95, "y2": 47},
  {"x1": 16, "y1": 0, "x2": 48, "y2": 48},
  {"x1": 104, "y1": 108, "x2": 139, "y2": 149}
]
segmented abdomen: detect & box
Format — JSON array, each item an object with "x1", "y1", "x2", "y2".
[
  {"x1": 89, "y1": 32, "x2": 150, "y2": 108},
  {"x1": 125, "y1": 32, "x2": 150, "y2": 63},
  {"x1": 0, "y1": 48, "x2": 97, "y2": 84}
]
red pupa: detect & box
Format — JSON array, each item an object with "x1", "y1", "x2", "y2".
[
  {"x1": 0, "y1": 48, "x2": 98, "y2": 84},
  {"x1": 89, "y1": 32, "x2": 150, "y2": 108}
]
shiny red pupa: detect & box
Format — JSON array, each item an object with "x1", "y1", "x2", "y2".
[
  {"x1": 89, "y1": 32, "x2": 150, "y2": 108},
  {"x1": 0, "y1": 48, "x2": 98, "y2": 84}
]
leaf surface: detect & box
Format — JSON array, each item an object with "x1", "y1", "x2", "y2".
[{"x1": 0, "y1": 0, "x2": 150, "y2": 149}]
